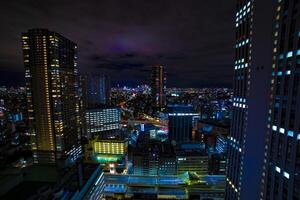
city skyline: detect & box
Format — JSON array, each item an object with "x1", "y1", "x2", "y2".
[
  {"x1": 0, "y1": 0, "x2": 235, "y2": 88},
  {"x1": 1, "y1": 1, "x2": 300, "y2": 200}
]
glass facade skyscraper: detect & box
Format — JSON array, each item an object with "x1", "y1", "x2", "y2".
[
  {"x1": 228, "y1": 0, "x2": 300, "y2": 199},
  {"x1": 226, "y1": 0, "x2": 254, "y2": 194},
  {"x1": 226, "y1": 1, "x2": 273, "y2": 199}
]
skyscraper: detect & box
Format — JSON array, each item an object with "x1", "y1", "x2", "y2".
[
  {"x1": 261, "y1": 1, "x2": 300, "y2": 199},
  {"x1": 86, "y1": 75, "x2": 111, "y2": 107},
  {"x1": 22, "y1": 29, "x2": 81, "y2": 165},
  {"x1": 151, "y1": 65, "x2": 166, "y2": 111},
  {"x1": 226, "y1": 1, "x2": 254, "y2": 195},
  {"x1": 226, "y1": 1, "x2": 273, "y2": 199}
]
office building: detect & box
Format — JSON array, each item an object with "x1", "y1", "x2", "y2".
[
  {"x1": 226, "y1": 1, "x2": 254, "y2": 197},
  {"x1": 132, "y1": 134, "x2": 176, "y2": 176},
  {"x1": 261, "y1": 1, "x2": 300, "y2": 199},
  {"x1": 85, "y1": 106, "x2": 121, "y2": 138},
  {"x1": 94, "y1": 139, "x2": 126, "y2": 155},
  {"x1": 168, "y1": 105, "x2": 199, "y2": 144},
  {"x1": 84, "y1": 138, "x2": 128, "y2": 173},
  {"x1": 86, "y1": 75, "x2": 111, "y2": 107},
  {"x1": 132, "y1": 143, "x2": 160, "y2": 176},
  {"x1": 84, "y1": 138, "x2": 127, "y2": 165},
  {"x1": 22, "y1": 29, "x2": 81, "y2": 165},
  {"x1": 133, "y1": 154, "x2": 176, "y2": 176},
  {"x1": 151, "y1": 65, "x2": 166, "y2": 111}
]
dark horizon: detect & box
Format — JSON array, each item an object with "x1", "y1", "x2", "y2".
[
  {"x1": 0, "y1": 0, "x2": 235, "y2": 88},
  {"x1": 0, "y1": 69, "x2": 233, "y2": 88}
]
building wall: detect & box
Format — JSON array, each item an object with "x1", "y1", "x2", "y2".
[
  {"x1": 176, "y1": 155, "x2": 208, "y2": 175},
  {"x1": 86, "y1": 75, "x2": 111, "y2": 107},
  {"x1": 133, "y1": 153, "x2": 149, "y2": 176},
  {"x1": 238, "y1": 0, "x2": 273, "y2": 199},
  {"x1": 226, "y1": 1, "x2": 272, "y2": 199},
  {"x1": 169, "y1": 115, "x2": 194, "y2": 144},
  {"x1": 93, "y1": 140, "x2": 125, "y2": 155},
  {"x1": 262, "y1": 0, "x2": 300, "y2": 199},
  {"x1": 85, "y1": 107, "x2": 121, "y2": 138},
  {"x1": 226, "y1": 0, "x2": 253, "y2": 197}
]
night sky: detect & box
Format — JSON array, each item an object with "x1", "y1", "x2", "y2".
[{"x1": 0, "y1": 0, "x2": 235, "y2": 87}]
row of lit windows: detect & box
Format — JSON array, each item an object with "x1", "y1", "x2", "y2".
[
  {"x1": 233, "y1": 97, "x2": 246, "y2": 103},
  {"x1": 228, "y1": 136, "x2": 242, "y2": 153},
  {"x1": 271, "y1": 125, "x2": 300, "y2": 139},
  {"x1": 275, "y1": 166, "x2": 290, "y2": 179},
  {"x1": 88, "y1": 124, "x2": 119, "y2": 129},
  {"x1": 235, "y1": 1, "x2": 251, "y2": 27},
  {"x1": 233, "y1": 102, "x2": 247, "y2": 109},
  {"x1": 235, "y1": 58, "x2": 245, "y2": 64},
  {"x1": 272, "y1": 70, "x2": 291, "y2": 76},
  {"x1": 234, "y1": 63, "x2": 249, "y2": 70},
  {"x1": 94, "y1": 141, "x2": 125, "y2": 155},
  {"x1": 226, "y1": 177, "x2": 238, "y2": 193},
  {"x1": 235, "y1": 38, "x2": 250, "y2": 49},
  {"x1": 278, "y1": 49, "x2": 300, "y2": 60}
]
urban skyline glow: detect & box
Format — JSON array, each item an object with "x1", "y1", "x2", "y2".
[{"x1": 0, "y1": 1, "x2": 300, "y2": 200}]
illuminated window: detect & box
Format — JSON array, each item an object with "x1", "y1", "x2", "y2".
[
  {"x1": 283, "y1": 171, "x2": 289, "y2": 179},
  {"x1": 279, "y1": 128, "x2": 285, "y2": 134},
  {"x1": 287, "y1": 131, "x2": 294, "y2": 137},
  {"x1": 286, "y1": 51, "x2": 293, "y2": 58}
]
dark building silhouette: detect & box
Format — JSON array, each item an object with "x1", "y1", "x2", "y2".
[
  {"x1": 151, "y1": 65, "x2": 166, "y2": 111},
  {"x1": 86, "y1": 75, "x2": 111, "y2": 107},
  {"x1": 168, "y1": 105, "x2": 199, "y2": 144}
]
